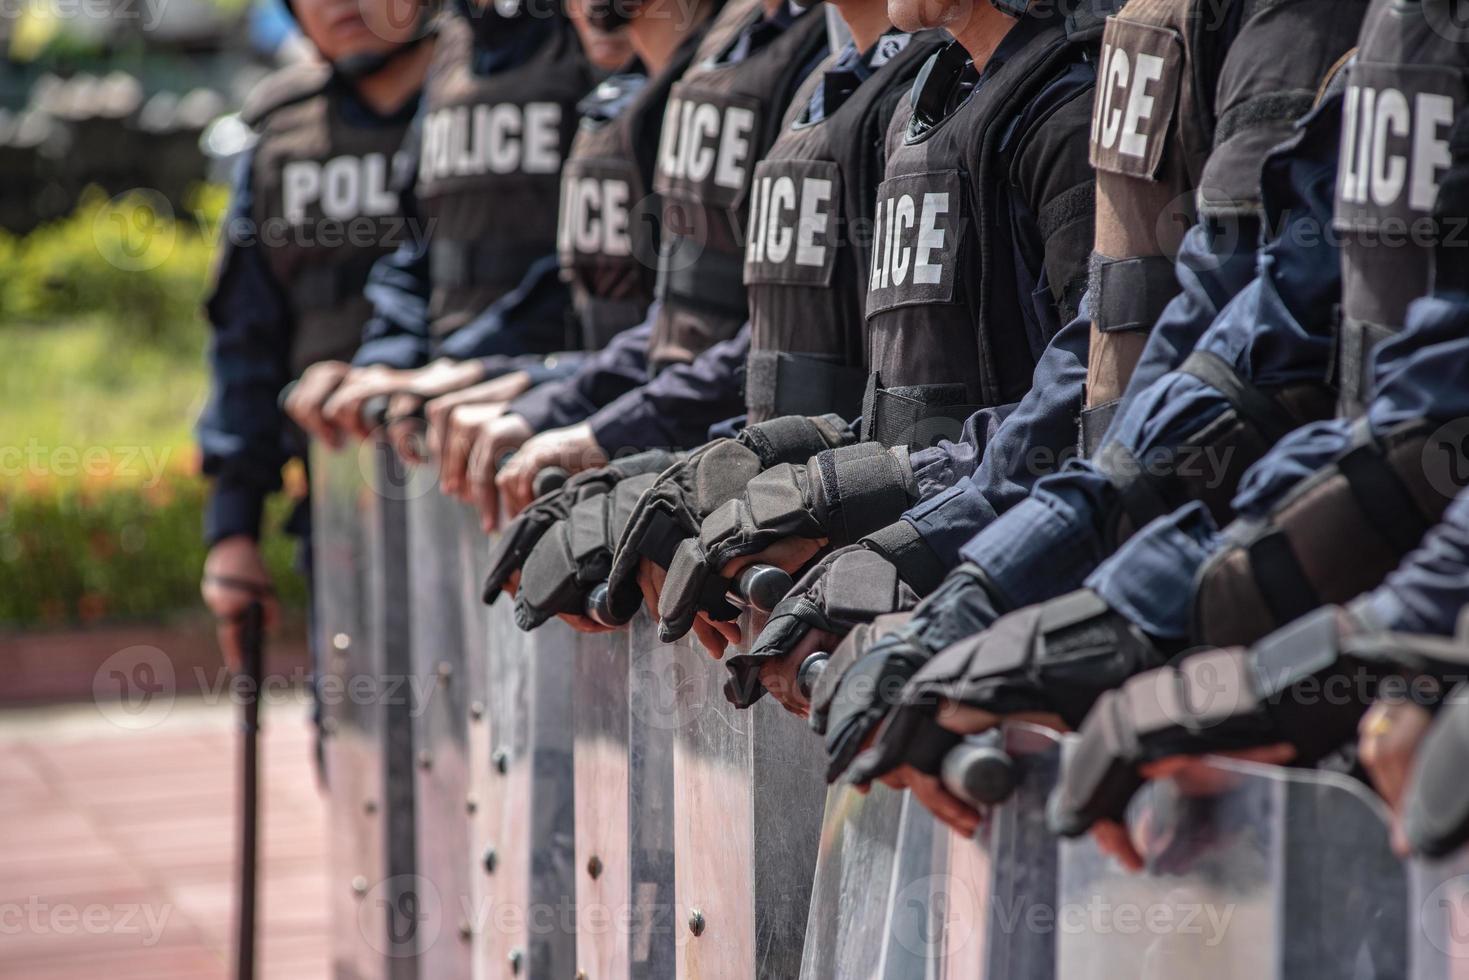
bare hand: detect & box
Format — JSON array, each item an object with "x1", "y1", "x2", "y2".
[
  {"x1": 425, "y1": 371, "x2": 534, "y2": 456},
  {"x1": 495, "y1": 423, "x2": 608, "y2": 519},
  {"x1": 200, "y1": 535, "x2": 279, "y2": 672},
  {"x1": 1358, "y1": 697, "x2": 1434, "y2": 855},
  {"x1": 466, "y1": 414, "x2": 536, "y2": 531},
  {"x1": 284, "y1": 360, "x2": 352, "y2": 448}
]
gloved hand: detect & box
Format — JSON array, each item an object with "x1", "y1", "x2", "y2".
[
  {"x1": 810, "y1": 564, "x2": 1006, "y2": 783},
  {"x1": 513, "y1": 472, "x2": 660, "y2": 630},
  {"x1": 657, "y1": 444, "x2": 917, "y2": 642},
  {"x1": 482, "y1": 450, "x2": 677, "y2": 604},
  {"x1": 725, "y1": 546, "x2": 919, "y2": 709},
  {"x1": 604, "y1": 414, "x2": 856, "y2": 625}
]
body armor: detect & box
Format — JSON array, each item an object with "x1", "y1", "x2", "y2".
[
  {"x1": 1334, "y1": 0, "x2": 1467, "y2": 413},
  {"x1": 861, "y1": 11, "x2": 1105, "y2": 450},
  {"x1": 557, "y1": 70, "x2": 663, "y2": 351},
  {"x1": 645, "y1": 0, "x2": 829, "y2": 368},
  {"x1": 243, "y1": 63, "x2": 415, "y2": 377},
  {"x1": 416, "y1": 14, "x2": 592, "y2": 339},
  {"x1": 743, "y1": 32, "x2": 947, "y2": 423}
]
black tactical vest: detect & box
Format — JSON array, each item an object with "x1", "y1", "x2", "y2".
[
  {"x1": 1333, "y1": 0, "x2": 1467, "y2": 414},
  {"x1": 244, "y1": 63, "x2": 415, "y2": 377},
  {"x1": 862, "y1": 13, "x2": 1102, "y2": 449},
  {"x1": 557, "y1": 15, "x2": 723, "y2": 353},
  {"x1": 416, "y1": 14, "x2": 593, "y2": 338},
  {"x1": 646, "y1": 0, "x2": 829, "y2": 368},
  {"x1": 1081, "y1": 0, "x2": 1366, "y2": 451},
  {"x1": 742, "y1": 31, "x2": 948, "y2": 423}
]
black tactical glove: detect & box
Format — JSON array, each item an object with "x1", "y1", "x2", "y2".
[
  {"x1": 810, "y1": 564, "x2": 1007, "y2": 783},
  {"x1": 482, "y1": 450, "x2": 677, "y2": 604},
  {"x1": 724, "y1": 546, "x2": 920, "y2": 708},
  {"x1": 1405, "y1": 684, "x2": 1469, "y2": 858},
  {"x1": 657, "y1": 444, "x2": 917, "y2": 642},
  {"x1": 1043, "y1": 605, "x2": 1454, "y2": 838},
  {"x1": 513, "y1": 472, "x2": 660, "y2": 630},
  {"x1": 604, "y1": 414, "x2": 856, "y2": 625}
]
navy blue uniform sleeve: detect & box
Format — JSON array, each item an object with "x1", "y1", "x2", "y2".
[
  {"x1": 435, "y1": 253, "x2": 573, "y2": 360},
  {"x1": 196, "y1": 147, "x2": 296, "y2": 545},
  {"x1": 510, "y1": 313, "x2": 656, "y2": 432},
  {"x1": 588, "y1": 323, "x2": 751, "y2": 454},
  {"x1": 354, "y1": 115, "x2": 432, "y2": 368},
  {"x1": 1362, "y1": 489, "x2": 1469, "y2": 636}
]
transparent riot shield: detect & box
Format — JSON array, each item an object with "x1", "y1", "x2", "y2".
[
  {"x1": 798, "y1": 783, "x2": 907, "y2": 980},
  {"x1": 573, "y1": 611, "x2": 677, "y2": 980},
  {"x1": 878, "y1": 723, "x2": 1062, "y2": 980},
  {"x1": 1411, "y1": 848, "x2": 1469, "y2": 979},
  {"x1": 482, "y1": 589, "x2": 577, "y2": 978},
  {"x1": 1057, "y1": 754, "x2": 1408, "y2": 980},
  {"x1": 406, "y1": 487, "x2": 473, "y2": 979},
  {"x1": 457, "y1": 505, "x2": 495, "y2": 980},
  {"x1": 312, "y1": 438, "x2": 421, "y2": 980},
  {"x1": 664, "y1": 613, "x2": 828, "y2": 980}
]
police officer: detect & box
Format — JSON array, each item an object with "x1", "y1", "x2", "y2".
[
  {"x1": 482, "y1": 4, "x2": 954, "y2": 634},
  {"x1": 285, "y1": 0, "x2": 601, "y2": 441},
  {"x1": 197, "y1": 0, "x2": 434, "y2": 667}
]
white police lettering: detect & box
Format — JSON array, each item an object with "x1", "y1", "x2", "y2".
[
  {"x1": 282, "y1": 153, "x2": 397, "y2": 223},
  {"x1": 656, "y1": 91, "x2": 760, "y2": 201},
  {"x1": 866, "y1": 171, "x2": 962, "y2": 314},
  {"x1": 419, "y1": 102, "x2": 563, "y2": 183},
  {"x1": 743, "y1": 160, "x2": 840, "y2": 286},
  {"x1": 1089, "y1": 20, "x2": 1183, "y2": 179},
  {"x1": 559, "y1": 168, "x2": 633, "y2": 258},
  {"x1": 1339, "y1": 76, "x2": 1458, "y2": 215}
]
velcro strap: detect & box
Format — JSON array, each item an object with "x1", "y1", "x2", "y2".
[
  {"x1": 1214, "y1": 90, "x2": 1318, "y2": 147},
  {"x1": 293, "y1": 255, "x2": 379, "y2": 311},
  {"x1": 1332, "y1": 315, "x2": 1397, "y2": 416},
  {"x1": 429, "y1": 239, "x2": 526, "y2": 289},
  {"x1": 820, "y1": 447, "x2": 913, "y2": 547},
  {"x1": 1177, "y1": 349, "x2": 1293, "y2": 445},
  {"x1": 636, "y1": 508, "x2": 686, "y2": 569},
  {"x1": 745, "y1": 350, "x2": 867, "y2": 422},
  {"x1": 739, "y1": 414, "x2": 847, "y2": 468},
  {"x1": 862, "y1": 377, "x2": 982, "y2": 450},
  {"x1": 656, "y1": 242, "x2": 748, "y2": 320},
  {"x1": 1079, "y1": 400, "x2": 1121, "y2": 458},
  {"x1": 1337, "y1": 436, "x2": 1433, "y2": 556},
  {"x1": 1091, "y1": 254, "x2": 1180, "y2": 334},
  {"x1": 1248, "y1": 530, "x2": 1320, "y2": 629}
]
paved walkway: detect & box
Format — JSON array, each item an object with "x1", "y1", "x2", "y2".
[{"x1": 0, "y1": 697, "x2": 328, "y2": 979}]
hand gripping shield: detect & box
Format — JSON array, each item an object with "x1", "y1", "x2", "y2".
[{"x1": 1055, "y1": 753, "x2": 1408, "y2": 979}]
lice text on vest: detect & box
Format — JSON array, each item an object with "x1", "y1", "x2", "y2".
[
  {"x1": 420, "y1": 102, "x2": 563, "y2": 182},
  {"x1": 658, "y1": 96, "x2": 757, "y2": 191}
]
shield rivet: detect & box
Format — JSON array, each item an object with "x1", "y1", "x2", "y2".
[
  {"x1": 362, "y1": 798, "x2": 378, "y2": 816},
  {"x1": 586, "y1": 856, "x2": 602, "y2": 880},
  {"x1": 351, "y1": 876, "x2": 368, "y2": 896},
  {"x1": 470, "y1": 700, "x2": 485, "y2": 721},
  {"x1": 436, "y1": 661, "x2": 453, "y2": 682},
  {"x1": 417, "y1": 750, "x2": 433, "y2": 771},
  {"x1": 483, "y1": 847, "x2": 497, "y2": 874},
  {"x1": 493, "y1": 748, "x2": 509, "y2": 774},
  {"x1": 688, "y1": 909, "x2": 705, "y2": 937},
  {"x1": 466, "y1": 794, "x2": 478, "y2": 815},
  {"x1": 576, "y1": 971, "x2": 588, "y2": 980},
  {"x1": 332, "y1": 633, "x2": 350, "y2": 651},
  {"x1": 508, "y1": 948, "x2": 524, "y2": 975},
  {"x1": 320, "y1": 717, "x2": 338, "y2": 736},
  {"x1": 458, "y1": 920, "x2": 472, "y2": 941}
]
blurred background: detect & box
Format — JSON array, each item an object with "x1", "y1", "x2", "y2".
[{"x1": 1, "y1": 1, "x2": 329, "y2": 974}]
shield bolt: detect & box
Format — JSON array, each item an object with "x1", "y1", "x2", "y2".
[
  {"x1": 332, "y1": 632, "x2": 350, "y2": 651},
  {"x1": 417, "y1": 750, "x2": 433, "y2": 771},
  {"x1": 351, "y1": 876, "x2": 368, "y2": 897},
  {"x1": 466, "y1": 794, "x2": 478, "y2": 815},
  {"x1": 436, "y1": 661, "x2": 453, "y2": 683},
  {"x1": 320, "y1": 717, "x2": 338, "y2": 736},
  {"x1": 576, "y1": 971, "x2": 588, "y2": 980},
  {"x1": 458, "y1": 919, "x2": 472, "y2": 941},
  {"x1": 688, "y1": 909, "x2": 705, "y2": 938},
  {"x1": 493, "y1": 748, "x2": 509, "y2": 774},
  {"x1": 470, "y1": 700, "x2": 485, "y2": 721},
  {"x1": 586, "y1": 855, "x2": 602, "y2": 880},
  {"x1": 483, "y1": 846, "x2": 497, "y2": 874},
  {"x1": 508, "y1": 948, "x2": 524, "y2": 975},
  {"x1": 362, "y1": 798, "x2": 378, "y2": 816}
]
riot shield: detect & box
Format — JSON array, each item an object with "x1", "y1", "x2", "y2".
[
  {"x1": 798, "y1": 783, "x2": 907, "y2": 980},
  {"x1": 481, "y1": 590, "x2": 578, "y2": 978},
  {"x1": 1411, "y1": 849, "x2": 1469, "y2": 979},
  {"x1": 1056, "y1": 754, "x2": 1408, "y2": 980},
  {"x1": 572, "y1": 611, "x2": 677, "y2": 980},
  {"x1": 664, "y1": 614, "x2": 828, "y2": 980},
  {"x1": 406, "y1": 488, "x2": 474, "y2": 979},
  {"x1": 457, "y1": 505, "x2": 495, "y2": 980},
  {"x1": 878, "y1": 723, "x2": 1062, "y2": 980},
  {"x1": 312, "y1": 438, "x2": 421, "y2": 980}
]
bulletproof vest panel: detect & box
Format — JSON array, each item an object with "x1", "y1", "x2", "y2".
[
  {"x1": 416, "y1": 14, "x2": 592, "y2": 338},
  {"x1": 646, "y1": 0, "x2": 830, "y2": 368},
  {"x1": 249, "y1": 72, "x2": 414, "y2": 376},
  {"x1": 1334, "y1": 0, "x2": 1468, "y2": 411},
  {"x1": 864, "y1": 22, "x2": 1096, "y2": 448},
  {"x1": 742, "y1": 32, "x2": 947, "y2": 423}
]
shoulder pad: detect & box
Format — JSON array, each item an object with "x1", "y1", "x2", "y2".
[
  {"x1": 575, "y1": 69, "x2": 648, "y2": 126},
  {"x1": 240, "y1": 61, "x2": 333, "y2": 129}
]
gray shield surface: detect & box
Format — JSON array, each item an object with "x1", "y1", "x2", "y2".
[
  {"x1": 664, "y1": 613, "x2": 828, "y2": 979},
  {"x1": 574, "y1": 611, "x2": 677, "y2": 980},
  {"x1": 406, "y1": 487, "x2": 474, "y2": 978},
  {"x1": 482, "y1": 587, "x2": 578, "y2": 978},
  {"x1": 879, "y1": 723, "x2": 1062, "y2": 980},
  {"x1": 312, "y1": 439, "x2": 421, "y2": 980},
  {"x1": 1057, "y1": 754, "x2": 1407, "y2": 980},
  {"x1": 456, "y1": 504, "x2": 495, "y2": 980},
  {"x1": 1411, "y1": 849, "x2": 1469, "y2": 978}
]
